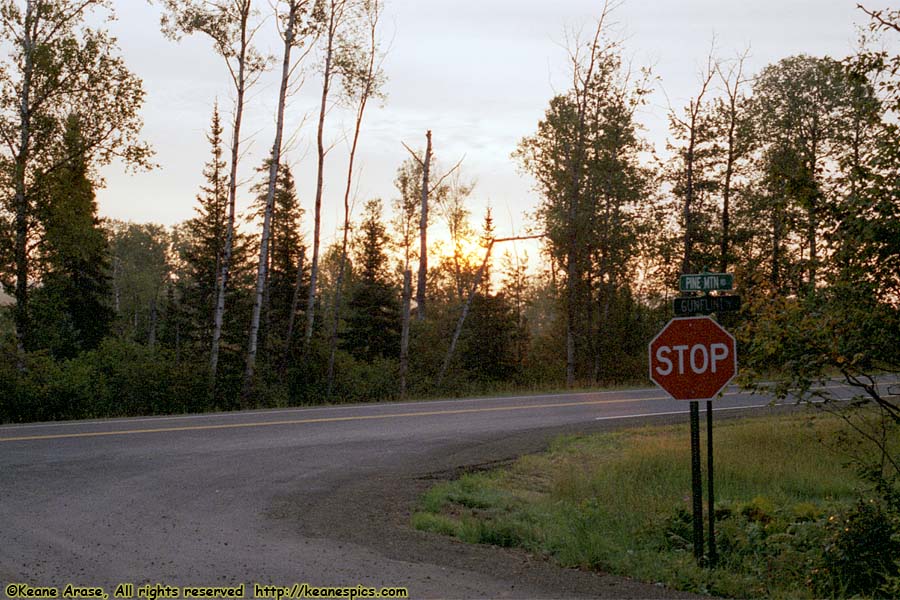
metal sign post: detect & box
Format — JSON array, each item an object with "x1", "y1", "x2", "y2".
[
  {"x1": 650, "y1": 274, "x2": 739, "y2": 566},
  {"x1": 707, "y1": 399, "x2": 717, "y2": 567},
  {"x1": 689, "y1": 400, "x2": 704, "y2": 563}
]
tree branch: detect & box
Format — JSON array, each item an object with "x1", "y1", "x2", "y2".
[{"x1": 858, "y1": 4, "x2": 900, "y2": 34}]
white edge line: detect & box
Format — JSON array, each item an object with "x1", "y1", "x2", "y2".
[{"x1": 593, "y1": 401, "x2": 816, "y2": 422}]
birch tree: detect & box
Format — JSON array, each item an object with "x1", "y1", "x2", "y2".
[
  {"x1": 0, "y1": 0, "x2": 151, "y2": 359},
  {"x1": 305, "y1": 0, "x2": 352, "y2": 345},
  {"x1": 243, "y1": 0, "x2": 316, "y2": 397},
  {"x1": 326, "y1": 0, "x2": 385, "y2": 396},
  {"x1": 160, "y1": 0, "x2": 269, "y2": 383}
]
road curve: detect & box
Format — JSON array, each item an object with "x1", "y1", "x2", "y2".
[{"x1": 0, "y1": 385, "x2": 850, "y2": 598}]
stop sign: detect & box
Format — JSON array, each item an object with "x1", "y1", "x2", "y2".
[{"x1": 649, "y1": 317, "x2": 737, "y2": 401}]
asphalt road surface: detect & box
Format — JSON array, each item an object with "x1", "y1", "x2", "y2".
[{"x1": 0, "y1": 384, "x2": 857, "y2": 599}]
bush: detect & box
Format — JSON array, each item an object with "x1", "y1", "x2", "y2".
[
  {"x1": 0, "y1": 339, "x2": 209, "y2": 423},
  {"x1": 817, "y1": 500, "x2": 900, "y2": 598}
]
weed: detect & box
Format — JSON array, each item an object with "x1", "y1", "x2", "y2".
[{"x1": 412, "y1": 413, "x2": 896, "y2": 598}]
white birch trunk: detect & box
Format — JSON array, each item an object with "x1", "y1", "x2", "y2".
[
  {"x1": 242, "y1": 2, "x2": 299, "y2": 398},
  {"x1": 210, "y1": 1, "x2": 253, "y2": 385}
]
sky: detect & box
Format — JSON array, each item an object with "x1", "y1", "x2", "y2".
[{"x1": 95, "y1": 0, "x2": 894, "y2": 255}]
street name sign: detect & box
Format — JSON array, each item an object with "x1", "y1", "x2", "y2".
[
  {"x1": 649, "y1": 317, "x2": 737, "y2": 401},
  {"x1": 674, "y1": 295, "x2": 741, "y2": 316},
  {"x1": 679, "y1": 273, "x2": 733, "y2": 292}
]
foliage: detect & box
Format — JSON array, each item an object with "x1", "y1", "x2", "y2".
[
  {"x1": 514, "y1": 35, "x2": 654, "y2": 384},
  {"x1": 0, "y1": 0, "x2": 151, "y2": 348},
  {"x1": 413, "y1": 415, "x2": 898, "y2": 599},
  {"x1": 107, "y1": 220, "x2": 171, "y2": 344},
  {"x1": 0, "y1": 338, "x2": 208, "y2": 423},
  {"x1": 30, "y1": 115, "x2": 113, "y2": 357},
  {"x1": 343, "y1": 198, "x2": 399, "y2": 362},
  {"x1": 818, "y1": 500, "x2": 900, "y2": 597}
]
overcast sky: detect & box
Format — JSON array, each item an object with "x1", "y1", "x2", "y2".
[{"x1": 96, "y1": 0, "x2": 892, "y2": 248}]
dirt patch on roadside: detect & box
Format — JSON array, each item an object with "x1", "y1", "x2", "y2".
[{"x1": 269, "y1": 411, "x2": 727, "y2": 599}]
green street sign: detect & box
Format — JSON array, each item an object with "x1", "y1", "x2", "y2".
[
  {"x1": 679, "y1": 273, "x2": 734, "y2": 292},
  {"x1": 674, "y1": 295, "x2": 742, "y2": 316}
]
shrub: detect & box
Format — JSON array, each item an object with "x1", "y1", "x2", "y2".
[
  {"x1": 817, "y1": 500, "x2": 900, "y2": 597},
  {"x1": 0, "y1": 339, "x2": 210, "y2": 423}
]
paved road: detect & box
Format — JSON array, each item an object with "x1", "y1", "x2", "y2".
[{"x1": 0, "y1": 384, "x2": 855, "y2": 598}]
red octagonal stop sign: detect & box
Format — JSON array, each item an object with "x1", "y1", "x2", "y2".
[{"x1": 649, "y1": 317, "x2": 737, "y2": 401}]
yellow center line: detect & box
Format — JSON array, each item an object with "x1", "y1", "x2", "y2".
[{"x1": 0, "y1": 395, "x2": 699, "y2": 443}]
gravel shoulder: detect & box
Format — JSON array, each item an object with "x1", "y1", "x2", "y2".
[{"x1": 271, "y1": 411, "x2": 739, "y2": 599}]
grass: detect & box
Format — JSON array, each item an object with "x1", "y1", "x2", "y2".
[{"x1": 412, "y1": 411, "x2": 900, "y2": 598}]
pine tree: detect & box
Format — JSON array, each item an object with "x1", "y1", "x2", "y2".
[
  {"x1": 30, "y1": 114, "x2": 113, "y2": 357},
  {"x1": 248, "y1": 156, "x2": 304, "y2": 354},
  {"x1": 179, "y1": 104, "x2": 254, "y2": 363},
  {"x1": 180, "y1": 104, "x2": 228, "y2": 349},
  {"x1": 343, "y1": 199, "x2": 399, "y2": 362},
  {"x1": 479, "y1": 206, "x2": 496, "y2": 294}
]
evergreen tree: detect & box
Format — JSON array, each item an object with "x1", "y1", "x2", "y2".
[
  {"x1": 500, "y1": 248, "x2": 530, "y2": 371},
  {"x1": 344, "y1": 199, "x2": 399, "y2": 362},
  {"x1": 248, "y1": 156, "x2": 305, "y2": 354},
  {"x1": 478, "y1": 206, "x2": 495, "y2": 294},
  {"x1": 30, "y1": 115, "x2": 113, "y2": 357},
  {"x1": 180, "y1": 104, "x2": 229, "y2": 350},
  {"x1": 1, "y1": 0, "x2": 151, "y2": 356}
]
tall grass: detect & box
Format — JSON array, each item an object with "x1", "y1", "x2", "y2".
[{"x1": 413, "y1": 413, "x2": 897, "y2": 598}]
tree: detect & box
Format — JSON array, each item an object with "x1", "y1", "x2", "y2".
[
  {"x1": 244, "y1": 0, "x2": 316, "y2": 395},
  {"x1": 436, "y1": 235, "x2": 542, "y2": 387},
  {"x1": 392, "y1": 156, "x2": 424, "y2": 275},
  {"x1": 401, "y1": 132, "x2": 462, "y2": 321},
  {"x1": 342, "y1": 199, "x2": 398, "y2": 362},
  {"x1": 499, "y1": 248, "x2": 530, "y2": 371},
  {"x1": 738, "y1": 8, "x2": 900, "y2": 542},
  {"x1": 108, "y1": 221, "x2": 171, "y2": 346},
  {"x1": 179, "y1": 104, "x2": 228, "y2": 350},
  {"x1": 515, "y1": 3, "x2": 651, "y2": 385},
  {"x1": 161, "y1": 0, "x2": 269, "y2": 383},
  {"x1": 0, "y1": 0, "x2": 151, "y2": 359},
  {"x1": 305, "y1": 0, "x2": 353, "y2": 345},
  {"x1": 666, "y1": 51, "x2": 718, "y2": 275},
  {"x1": 434, "y1": 172, "x2": 475, "y2": 301},
  {"x1": 749, "y1": 55, "x2": 857, "y2": 292},
  {"x1": 247, "y1": 157, "x2": 304, "y2": 354},
  {"x1": 714, "y1": 50, "x2": 752, "y2": 273},
  {"x1": 30, "y1": 115, "x2": 112, "y2": 357},
  {"x1": 326, "y1": 0, "x2": 386, "y2": 395},
  {"x1": 178, "y1": 104, "x2": 253, "y2": 357}
]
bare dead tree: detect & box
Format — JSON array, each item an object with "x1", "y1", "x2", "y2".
[{"x1": 401, "y1": 134, "x2": 463, "y2": 321}]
